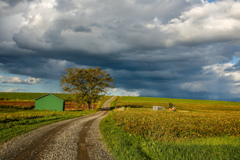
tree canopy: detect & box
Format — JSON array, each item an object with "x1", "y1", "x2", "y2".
[{"x1": 60, "y1": 67, "x2": 114, "y2": 109}]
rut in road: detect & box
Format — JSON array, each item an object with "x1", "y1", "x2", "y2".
[
  {"x1": 0, "y1": 96, "x2": 115, "y2": 160},
  {"x1": 78, "y1": 118, "x2": 96, "y2": 160},
  {"x1": 14, "y1": 118, "x2": 78, "y2": 160},
  {"x1": 77, "y1": 111, "x2": 108, "y2": 160}
]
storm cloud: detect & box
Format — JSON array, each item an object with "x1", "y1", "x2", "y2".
[{"x1": 1, "y1": 0, "x2": 240, "y2": 100}]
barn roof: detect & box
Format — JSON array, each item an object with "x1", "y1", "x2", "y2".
[{"x1": 35, "y1": 93, "x2": 65, "y2": 101}]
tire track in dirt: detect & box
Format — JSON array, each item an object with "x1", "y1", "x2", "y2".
[
  {"x1": 78, "y1": 117, "x2": 97, "y2": 160},
  {"x1": 77, "y1": 96, "x2": 115, "y2": 160},
  {"x1": 77, "y1": 111, "x2": 108, "y2": 160},
  {"x1": 14, "y1": 122, "x2": 70, "y2": 160}
]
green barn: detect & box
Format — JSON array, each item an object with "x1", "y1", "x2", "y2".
[{"x1": 35, "y1": 94, "x2": 65, "y2": 111}]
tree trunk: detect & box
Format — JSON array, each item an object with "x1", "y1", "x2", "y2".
[{"x1": 87, "y1": 102, "x2": 91, "y2": 110}]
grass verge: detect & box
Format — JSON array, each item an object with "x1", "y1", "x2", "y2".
[{"x1": 100, "y1": 112, "x2": 240, "y2": 160}]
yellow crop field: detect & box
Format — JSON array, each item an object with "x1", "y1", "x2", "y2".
[
  {"x1": 113, "y1": 109, "x2": 240, "y2": 142},
  {"x1": 100, "y1": 96, "x2": 240, "y2": 159}
]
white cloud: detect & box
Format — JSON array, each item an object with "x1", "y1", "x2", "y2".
[
  {"x1": 23, "y1": 77, "x2": 42, "y2": 84},
  {"x1": 1, "y1": 0, "x2": 199, "y2": 54},
  {"x1": 200, "y1": 60, "x2": 240, "y2": 96},
  {"x1": 202, "y1": 62, "x2": 240, "y2": 81},
  {"x1": 179, "y1": 57, "x2": 240, "y2": 98},
  {"x1": 128, "y1": 92, "x2": 140, "y2": 97},
  {"x1": 5, "y1": 88, "x2": 21, "y2": 92},
  {"x1": 0, "y1": 76, "x2": 42, "y2": 84},
  {"x1": 107, "y1": 88, "x2": 140, "y2": 96},
  {"x1": 112, "y1": 88, "x2": 118, "y2": 92},
  {"x1": 3, "y1": 0, "x2": 240, "y2": 53},
  {"x1": 157, "y1": 0, "x2": 240, "y2": 46}
]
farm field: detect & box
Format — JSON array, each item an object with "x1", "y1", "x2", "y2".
[
  {"x1": 100, "y1": 96, "x2": 240, "y2": 160},
  {"x1": 120, "y1": 96, "x2": 240, "y2": 105},
  {"x1": 0, "y1": 92, "x2": 73, "y2": 101},
  {"x1": 115, "y1": 96, "x2": 240, "y2": 112}
]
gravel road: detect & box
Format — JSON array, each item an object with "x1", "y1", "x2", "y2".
[{"x1": 0, "y1": 97, "x2": 115, "y2": 160}]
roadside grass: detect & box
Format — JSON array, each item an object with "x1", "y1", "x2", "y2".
[
  {"x1": 0, "y1": 105, "x2": 96, "y2": 144},
  {"x1": 100, "y1": 96, "x2": 240, "y2": 159},
  {"x1": 0, "y1": 92, "x2": 73, "y2": 101},
  {"x1": 100, "y1": 111, "x2": 240, "y2": 160}
]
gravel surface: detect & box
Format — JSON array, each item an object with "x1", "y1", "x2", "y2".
[
  {"x1": 0, "y1": 97, "x2": 115, "y2": 160},
  {"x1": 85, "y1": 112, "x2": 114, "y2": 160}
]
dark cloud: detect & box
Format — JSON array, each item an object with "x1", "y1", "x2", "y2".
[
  {"x1": 55, "y1": 0, "x2": 77, "y2": 12},
  {"x1": 1, "y1": 0, "x2": 26, "y2": 7},
  {"x1": 0, "y1": 56, "x2": 80, "y2": 80},
  {"x1": 1, "y1": 0, "x2": 35, "y2": 7},
  {"x1": 1, "y1": 0, "x2": 240, "y2": 101},
  {"x1": 73, "y1": 25, "x2": 92, "y2": 33}
]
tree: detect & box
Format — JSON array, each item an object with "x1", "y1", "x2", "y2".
[{"x1": 60, "y1": 67, "x2": 114, "y2": 109}]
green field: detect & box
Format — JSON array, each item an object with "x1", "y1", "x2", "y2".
[
  {"x1": 120, "y1": 96, "x2": 240, "y2": 105},
  {"x1": 116, "y1": 96, "x2": 240, "y2": 112},
  {"x1": 0, "y1": 105, "x2": 96, "y2": 144},
  {"x1": 100, "y1": 96, "x2": 240, "y2": 160},
  {"x1": 0, "y1": 92, "x2": 73, "y2": 101}
]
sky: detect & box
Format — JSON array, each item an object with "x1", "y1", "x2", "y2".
[{"x1": 1, "y1": 0, "x2": 240, "y2": 101}]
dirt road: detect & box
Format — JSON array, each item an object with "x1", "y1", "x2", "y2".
[{"x1": 0, "y1": 96, "x2": 115, "y2": 160}]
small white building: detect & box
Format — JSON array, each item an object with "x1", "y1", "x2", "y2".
[{"x1": 153, "y1": 106, "x2": 164, "y2": 111}]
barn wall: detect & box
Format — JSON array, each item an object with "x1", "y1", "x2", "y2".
[{"x1": 35, "y1": 94, "x2": 64, "y2": 111}]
